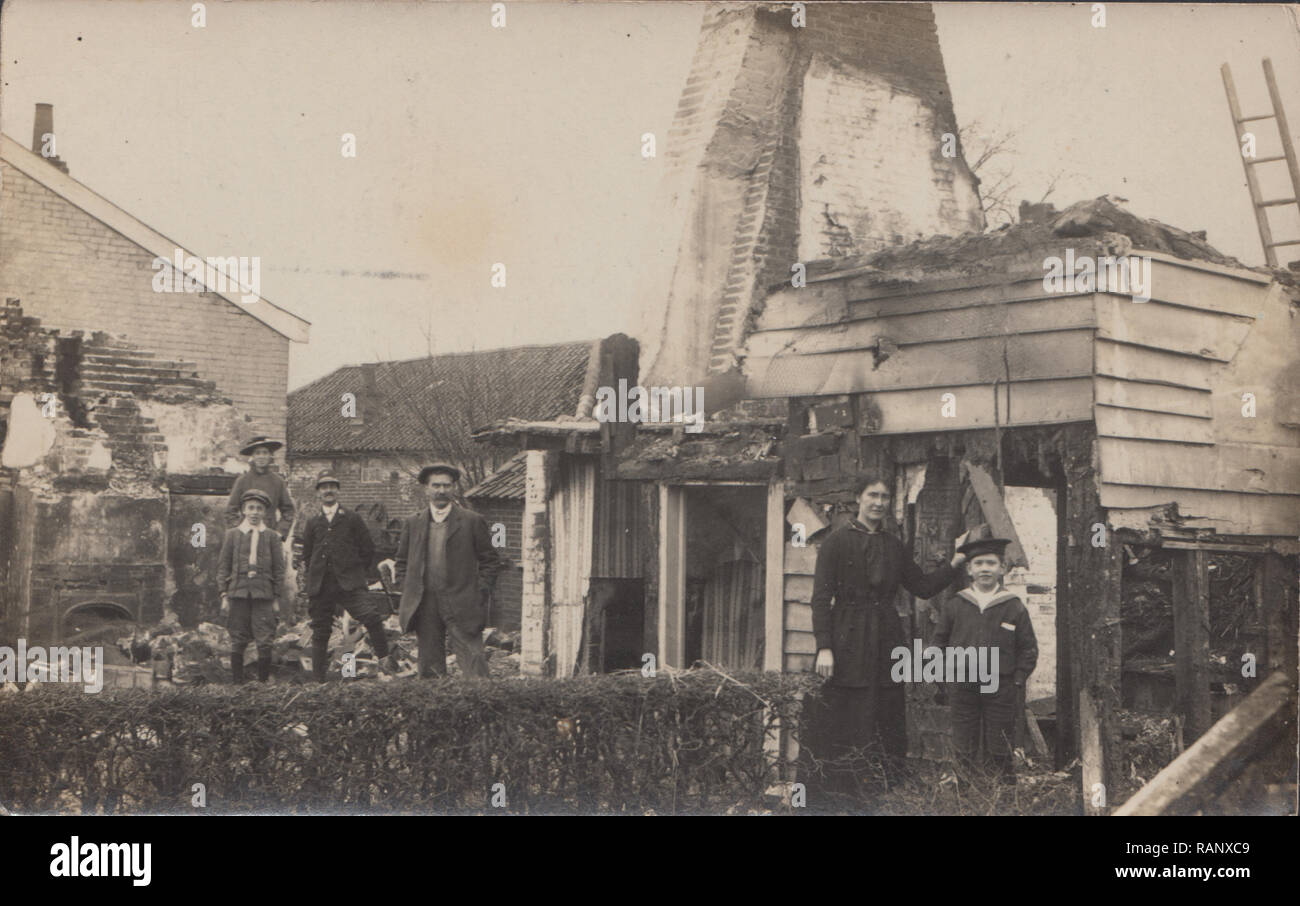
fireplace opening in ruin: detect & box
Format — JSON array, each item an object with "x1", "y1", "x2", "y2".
[{"x1": 59, "y1": 602, "x2": 135, "y2": 660}]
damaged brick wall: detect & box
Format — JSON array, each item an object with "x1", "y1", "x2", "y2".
[
  {"x1": 0, "y1": 159, "x2": 290, "y2": 437},
  {"x1": 0, "y1": 299, "x2": 254, "y2": 644}
]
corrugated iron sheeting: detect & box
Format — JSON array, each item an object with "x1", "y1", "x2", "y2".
[
  {"x1": 592, "y1": 476, "x2": 646, "y2": 579},
  {"x1": 700, "y1": 559, "x2": 765, "y2": 670},
  {"x1": 549, "y1": 456, "x2": 595, "y2": 678}
]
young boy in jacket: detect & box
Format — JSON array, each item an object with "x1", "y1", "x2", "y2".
[
  {"x1": 933, "y1": 528, "x2": 1038, "y2": 782},
  {"x1": 217, "y1": 489, "x2": 286, "y2": 683}
]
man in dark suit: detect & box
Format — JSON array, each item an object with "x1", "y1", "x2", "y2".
[
  {"x1": 380, "y1": 463, "x2": 503, "y2": 678},
  {"x1": 297, "y1": 470, "x2": 393, "y2": 681}
]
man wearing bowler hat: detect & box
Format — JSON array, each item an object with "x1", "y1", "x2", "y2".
[
  {"x1": 380, "y1": 463, "x2": 503, "y2": 678},
  {"x1": 226, "y1": 435, "x2": 295, "y2": 534},
  {"x1": 297, "y1": 469, "x2": 395, "y2": 681}
]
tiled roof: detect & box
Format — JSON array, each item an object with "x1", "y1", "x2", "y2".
[
  {"x1": 288, "y1": 341, "x2": 595, "y2": 455},
  {"x1": 466, "y1": 452, "x2": 527, "y2": 500}
]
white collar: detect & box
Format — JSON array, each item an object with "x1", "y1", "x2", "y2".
[
  {"x1": 430, "y1": 503, "x2": 452, "y2": 523},
  {"x1": 238, "y1": 520, "x2": 265, "y2": 535},
  {"x1": 322, "y1": 502, "x2": 340, "y2": 515},
  {"x1": 963, "y1": 584, "x2": 1008, "y2": 611}
]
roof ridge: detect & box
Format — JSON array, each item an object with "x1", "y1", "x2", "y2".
[{"x1": 288, "y1": 338, "x2": 601, "y2": 396}]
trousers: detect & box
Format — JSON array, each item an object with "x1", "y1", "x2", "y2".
[
  {"x1": 414, "y1": 591, "x2": 489, "y2": 678},
  {"x1": 950, "y1": 680, "x2": 1019, "y2": 776},
  {"x1": 308, "y1": 571, "x2": 389, "y2": 680}
]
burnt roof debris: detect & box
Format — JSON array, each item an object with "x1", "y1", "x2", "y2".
[{"x1": 788, "y1": 196, "x2": 1256, "y2": 288}]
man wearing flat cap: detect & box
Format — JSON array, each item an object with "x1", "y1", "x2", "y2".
[
  {"x1": 933, "y1": 523, "x2": 1038, "y2": 782},
  {"x1": 379, "y1": 463, "x2": 503, "y2": 678},
  {"x1": 225, "y1": 436, "x2": 295, "y2": 534},
  {"x1": 297, "y1": 470, "x2": 395, "y2": 681}
]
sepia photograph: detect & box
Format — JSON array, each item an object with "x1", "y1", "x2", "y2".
[{"x1": 0, "y1": 0, "x2": 1296, "y2": 852}]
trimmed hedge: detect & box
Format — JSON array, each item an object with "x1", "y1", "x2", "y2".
[{"x1": 0, "y1": 670, "x2": 818, "y2": 815}]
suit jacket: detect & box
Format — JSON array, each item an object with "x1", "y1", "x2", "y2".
[
  {"x1": 297, "y1": 506, "x2": 376, "y2": 596},
  {"x1": 216, "y1": 525, "x2": 286, "y2": 601},
  {"x1": 393, "y1": 503, "x2": 504, "y2": 633}
]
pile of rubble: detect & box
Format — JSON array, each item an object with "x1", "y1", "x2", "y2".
[{"x1": 119, "y1": 614, "x2": 522, "y2": 684}]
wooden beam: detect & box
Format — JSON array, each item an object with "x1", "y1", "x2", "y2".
[
  {"x1": 745, "y1": 295, "x2": 1095, "y2": 358},
  {"x1": 1095, "y1": 294, "x2": 1253, "y2": 362},
  {"x1": 764, "y1": 481, "x2": 785, "y2": 672},
  {"x1": 784, "y1": 630, "x2": 818, "y2": 655},
  {"x1": 1079, "y1": 688, "x2": 1105, "y2": 815},
  {"x1": 851, "y1": 379, "x2": 1093, "y2": 435},
  {"x1": 745, "y1": 330, "x2": 1094, "y2": 398},
  {"x1": 657, "y1": 483, "x2": 686, "y2": 669},
  {"x1": 1172, "y1": 548, "x2": 1213, "y2": 743},
  {"x1": 1024, "y1": 707, "x2": 1050, "y2": 758},
  {"x1": 784, "y1": 652, "x2": 815, "y2": 673},
  {"x1": 1099, "y1": 484, "x2": 1300, "y2": 537},
  {"x1": 963, "y1": 462, "x2": 1029, "y2": 569},
  {"x1": 1095, "y1": 340, "x2": 1212, "y2": 391},
  {"x1": 1094, "y1": 406, "x2": 1214, "y2": 444},
  {"x1": 1099, "y1": 439, "x2": 1300, "y2": 495},
  {"x1": 1114, "y1": 671, "x2": 1295, "y2": 815},
  {"x1": 784, "y1": 574, "x2": 814, "y2": 603},
  {"x1": 1262, "y1": 552, "x2": 1298, "y2": 682},
  {"x1": 1094, "y1": 376, "x2": 1210, "y2": 419},
  {"x1": 1162, "y1": 540, "x2": 1272, "y2": 553},
  {"x1": 1063, "y1": 443, "x2": 1123, "y2": 812},
  {"x1": 783, "y1": 602, "x2": 814, "y2": 632},
  {"x1": 519, "y1": 451, "x2": 551, "y2": 676},
  {"x1": 783, "y1": 541, "x2": 818, "y2": 575}
]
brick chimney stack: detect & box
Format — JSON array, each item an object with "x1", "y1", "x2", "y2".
[
  {"x1": 637, "y1": 2, "x2": 984, "y2": 389},
  {"x1": 31, "y1": 103, "x2": 69, "y2": 174}
]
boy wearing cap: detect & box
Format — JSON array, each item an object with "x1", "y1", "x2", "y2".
[
  {"x1": 932, "y1": 527, "x2": 1038, "y2": 782},
  {"x1": 297, "y1": 469, "x2": 394, "y2": 681},
  {"x1": 217, "y1": 488, "x2": 286, "y2": 683},
  {"x1": 225, "y1": 436, "x2": 295, "y2": 533},
  {"x1": 379, "y1": 463, "x2": 503, "y2": 679}
]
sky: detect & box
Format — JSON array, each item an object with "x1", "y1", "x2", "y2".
[{"x1": 2, "y1": 1, "x2": 1298, "y2": 390}]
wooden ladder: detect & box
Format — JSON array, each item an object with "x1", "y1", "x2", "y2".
[{"x1": 1221, "y1": 59, "x2": 1300, "y2": 266}]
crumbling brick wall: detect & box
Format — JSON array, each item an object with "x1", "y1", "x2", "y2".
[
  {"x1": 0, "y1": 299, "x2": 255, "y2": 644},
  {"x1": 0, "y1": 160, "x2": 290, "y2": 437}
]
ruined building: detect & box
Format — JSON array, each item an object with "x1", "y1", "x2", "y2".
[
  {"x1": 0, "y1": 108, "x2": 310, "y2": 647},
  {"x1": 0, "y1": 106, "x2": 308, "y2": 439},
  {"x1": 473, "y1": 2, "x2": 1299, "y2": 813},
  {"x1": 286, "y1": 339, "x2": 616, "y2": 631},
  {"x1": 0, "y1": 299, "x2": 253, "y2": 646}
]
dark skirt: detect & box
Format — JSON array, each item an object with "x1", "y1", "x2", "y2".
[{"x1": 797, "y1": 683, "x2": 908, "y2": 809}]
